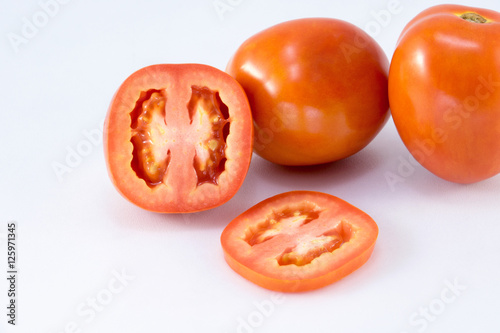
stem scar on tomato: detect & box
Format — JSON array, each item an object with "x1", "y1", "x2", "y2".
[{"x1": 459, "y1": 12, "x2": 487, "y2": 23}]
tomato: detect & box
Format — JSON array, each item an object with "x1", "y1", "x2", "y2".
[
  {"x1": 104, "y1": 64, "x2": 253, "y2": 213},
  {"x1": 220, "y1": 191, "x2": 378, "y2": 292},
  {"x1": 226, "y1": 18, "x2": 390, "y2": 166},
  {"x1": 389, "y1": 5, "x2": 500, "y2": 183}
]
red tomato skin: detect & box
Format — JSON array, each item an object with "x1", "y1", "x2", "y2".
[
  {"x1": 104, "y1": 64, "x2": 253, "y2": 213},
  {"x1": 221, "y1": 191, "x2": 378, "y2": 292},
  {"x1": 389, "y1": 5, "x2": 500, "y2": 183},
  {"x1": 226, "y1": 18, "x2": 390, "y2": 166},
  {"x1": 222, "y1": 238, "x2": 376, "y2": 293}
]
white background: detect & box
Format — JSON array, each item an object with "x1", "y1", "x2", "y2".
[{"x1": 1, "y1": 0, "x2": 499, "y2": 332}]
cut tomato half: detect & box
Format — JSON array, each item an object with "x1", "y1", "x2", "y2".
[
  {"x1": 104, "y1": 64, "x2": 253, "y2": 213},
  {"x1": 221, "y1": 191, "x2": 378, "y2": 292}
]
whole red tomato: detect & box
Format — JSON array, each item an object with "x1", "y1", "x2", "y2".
[
  {"x1": 227, "y1": 18, "x2": 390, "y2": 166},
  {"x1": 389, "y1": 5, "x2": 500, "y2": 183}
]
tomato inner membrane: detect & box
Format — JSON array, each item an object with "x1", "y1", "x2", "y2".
[
  {"x1": 277, "y1": 222, "x2": 351, "y2": 266},
  {"x1": 129, "y1": 87, "x2": 230, "y2": 188},
  {"x1": 188, "y1": 86, "x2": 230, "y2": 186},
  {"x1": 244, "y1": 202, "x2": 323, "y2": 246}
]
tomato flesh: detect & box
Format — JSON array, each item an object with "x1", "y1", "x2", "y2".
[
  {"x1": 104, "y1": 64, "x2": 253, "y2": 213},
  {"x1": 221, "y1": 191, "x2": 378, "y2": 292}
]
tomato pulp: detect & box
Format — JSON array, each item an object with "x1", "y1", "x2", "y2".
[
  {"x1": 389, "y1": 5, "x2": 500, "y2": 183},
  {"x1": 104, "y1": 64, "x2": 253, "y2": 213},
  {"x1": 221, "y1": 191, "x2": 379, "y2": 292},
  {"x1": 227, "y1": 18, "x2": 390, "y2": 166}
]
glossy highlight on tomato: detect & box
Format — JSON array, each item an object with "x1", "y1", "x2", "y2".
[
  {"x1": 389, "y1": 4, "x2": 500, "y2": 183},
  {"x1": 227, "y1": 18, "x2": 390, "y2": 166},
  {"x1": 220, "y1": 191, "x2": 379, "y2": 292},
  {"x1": 104, "y1": 64, "x2": 253, "y2": 213}
]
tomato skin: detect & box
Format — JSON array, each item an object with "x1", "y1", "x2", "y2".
[
  {"x1": 389, "y1": 5, "x2": 500, "y2": 183},
  {"x1": 221, "y1": 191, "x2": 378, "y2": 292},
  {"x1": 104, "y1": 64, "x2": 253, "y2": 213},
  {"x1": 226, "y1": 18, "x2": 390, "y2": 166}
]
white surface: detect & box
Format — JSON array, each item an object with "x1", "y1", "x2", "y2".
[{"x1": 1, "y1": 0, "x2": 499, "y2": 332}]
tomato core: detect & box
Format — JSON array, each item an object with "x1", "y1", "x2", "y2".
[{"x1": 130, "y1": 86, "x2": 230, "y2": 188}]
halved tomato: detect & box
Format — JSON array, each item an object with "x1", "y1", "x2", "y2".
[
  {"x1": 220, "y1": 191, "x2": 379, "y2": 292},
  {"x1": 104, "y1": 64, "x2": 253, "y2": 213}
]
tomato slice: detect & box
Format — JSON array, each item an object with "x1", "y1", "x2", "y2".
[
  {"x1": 220, "y1": 191, "x2": 378, "y2": 292},
  {"x1": 104, "y1": 64, "x2": 253, "y2": 213}
]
